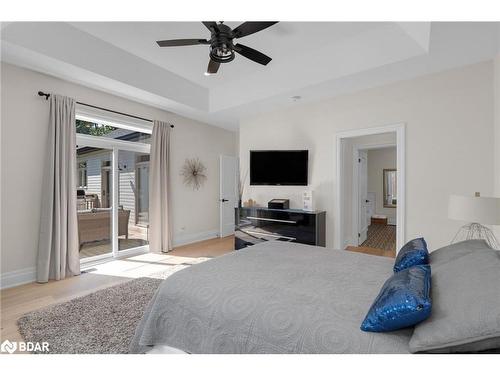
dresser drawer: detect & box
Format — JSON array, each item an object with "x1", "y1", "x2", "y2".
[{"x1": 237, "y1": 207, "x2": 325, "y2": 247}]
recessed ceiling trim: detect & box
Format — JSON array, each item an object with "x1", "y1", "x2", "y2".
[
  {"x1": 2, "y1": 22, "x2": 500, "y2": 132},
  {"x1": 397, "y1": 22, "x2": 431, "y2": 52},
  {"x1": 1, "y1": 22, "x2": 209, "y2": 111}
]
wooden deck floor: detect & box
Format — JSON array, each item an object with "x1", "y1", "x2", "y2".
[{"x1": 79, "y1": 225, "x2": 149, "y2": 259}]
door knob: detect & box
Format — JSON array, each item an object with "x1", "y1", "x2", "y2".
[{"x1": 221, "y1": 198, "x2": 229, "y2": 202}]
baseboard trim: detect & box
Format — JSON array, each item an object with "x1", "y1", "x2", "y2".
[
  {"x1": 1, "y1": 267, "x2": 37, "y2": 290},
  {"x1": 343, "y1": 237, "x2": 355, "y2": 249},
  {"x1": 1, "y1": 230, "x2": 221, "y2": 290},
  {"x1": 172, "y1": 229, "x2": 220, "y2": 248}
]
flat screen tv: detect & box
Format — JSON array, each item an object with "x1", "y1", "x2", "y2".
[{"x1": 250, "y1": 150, "x2": 308, "y2": 186}]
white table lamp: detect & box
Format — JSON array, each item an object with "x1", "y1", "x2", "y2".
[{"x1": 448, "y1": 193, "x2": 500, "y2": 249}]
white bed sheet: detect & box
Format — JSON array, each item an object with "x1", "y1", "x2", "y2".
[{"x1": 147, "y1": 345, "x2": 188, "y2": 354}]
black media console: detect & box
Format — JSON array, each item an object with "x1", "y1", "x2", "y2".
[{"x1": 235, "y1": 207, "x2": 326, "y2": 250}]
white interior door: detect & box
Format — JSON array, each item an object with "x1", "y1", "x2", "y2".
[
  {"x1": 358, "y1": 150, "x2": 368, "y2": 244},
  {"x1": 219, "y1": 155, "x2": 238, "y2": 238},
  {"x1": 366, "y1": 192, "x2": 375, "y2": 221}
]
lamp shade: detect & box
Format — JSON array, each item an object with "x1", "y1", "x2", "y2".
[{"x1": 448, "y1": 195, "x2": 500, "y2": 225}]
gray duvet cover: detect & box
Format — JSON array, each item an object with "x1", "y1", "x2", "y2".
[{"x1": 130, "y1": 241, "x2": 412, "y2": 353}]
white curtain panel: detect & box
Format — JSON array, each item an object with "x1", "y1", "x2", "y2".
[
  {"x1": 37, "y1": 94, "x2": 80, "y2": 282},
  {"x1": 149, "y1": 120, "x2": 172, "y2": 253}
]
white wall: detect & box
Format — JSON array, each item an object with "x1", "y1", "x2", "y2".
[
  {"x1": 0, "y1": 62, "x2": 236, "y2": 278},
  {"x1": 367, "y1": 147, "x2": 397, "y2": 223},
  {"x1": 240, "y1": 61, "x2": 495, "y2": 251}
]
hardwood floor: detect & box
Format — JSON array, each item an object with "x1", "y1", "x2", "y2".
[
  {"x1": 169, "y1": 236, "x2": 235, "y2": 258},
  {"x1": 0, "y1": 236, "x2": 235, "y2": 345},
  {"x1": 345, "y1": 245, "x2": 396, "y2": 258},
  {"x1": 346, "y1": 224, "x2": 397, "y2": 258}
]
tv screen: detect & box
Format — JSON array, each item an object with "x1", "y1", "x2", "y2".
[{"x1": 250, "y1": 150, "x2": 308, "y2": 186}]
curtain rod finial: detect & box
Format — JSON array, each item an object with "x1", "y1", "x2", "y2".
[{"x1": 38, "y1": 91, "x2": 50, "y2": 100}]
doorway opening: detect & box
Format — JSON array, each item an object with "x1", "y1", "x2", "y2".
[
  {"x1": 75, "y1": 116, "x2": 152, "y2": 263},
  {"x1": 355, "y1": 146, "x2": 397, "y2": 257},
  {"x1": 219, "y1": 155, "x2": 238, "y2": 239},
  {"x1": 335, "y1": 124, "x2": 405, "y2": 257}
]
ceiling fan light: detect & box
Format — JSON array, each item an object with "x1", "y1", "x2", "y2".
[
  {"x1": 209, "y1": 43, "x2": 235, "y2": 63},
  {"x1": 156, "y1": 21, "x2": 277, "y2": 73}
]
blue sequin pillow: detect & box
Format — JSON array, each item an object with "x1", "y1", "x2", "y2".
[
  {"x1": 393, "y1": 238, "x2": 429, "y2": 272},
  {"x1": 360, "y1": 265, "x2": 432, "y2": 332}
]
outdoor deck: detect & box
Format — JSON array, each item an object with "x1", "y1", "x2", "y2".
[{"x1": 79, "y1": 225, "x2": 148, "y2": 259}]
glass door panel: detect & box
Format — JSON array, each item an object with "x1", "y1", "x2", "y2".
[
  {"x1": 118, "y1": 150, "x2": 150, "y2": 251},
  {"x1": 76, "y1": 146, "x2": 113, "y2": 260},
  {"x1": 136, "y1": 161, "x2": 149, "y2": 225}
]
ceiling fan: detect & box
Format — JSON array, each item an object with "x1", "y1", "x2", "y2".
[{"x1": 156, "y1": 21, "x2": 278, "y2": 75}]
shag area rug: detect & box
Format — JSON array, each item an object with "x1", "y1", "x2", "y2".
[{"x1": 17, "y1": 260, "x2": 208, "y2": 354}]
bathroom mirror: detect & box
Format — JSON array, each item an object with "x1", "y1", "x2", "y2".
[{"x1": 383, "y1": 169, "x2": 397, "y2": 208}]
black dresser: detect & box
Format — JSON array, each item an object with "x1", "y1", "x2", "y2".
[{"x1": 235, "y1": 207, "x2": 326, "y2": 250}]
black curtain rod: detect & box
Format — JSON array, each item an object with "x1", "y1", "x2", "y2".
[{"x1": 37, "y1": 91, "x2": 174, "y2": 128}]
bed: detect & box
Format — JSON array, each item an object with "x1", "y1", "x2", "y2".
[
  {"x1": 130, "y1": 239, "x2": 500, "y2": 354},
  {"x1": 130, "y1": 241, "x2": 413, "y2": 353}
]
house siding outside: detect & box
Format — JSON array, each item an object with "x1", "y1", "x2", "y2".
[
  {"x1": 118, "y1": 150, "x2": 140, "y2": 226},
  {"x1": 77, "y1": 149, "x2": 148, "y2": 227}
]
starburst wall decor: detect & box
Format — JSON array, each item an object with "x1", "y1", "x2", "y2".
[{"x1": 180, "y1": 157, "x2": 207, "y2": 190}]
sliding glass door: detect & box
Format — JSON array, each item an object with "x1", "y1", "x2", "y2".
[
  {"x1": 75, "y1": 118, "x2": 151, "y2": 263},
  {"x1": 76, "y1": 147, "x2": 113, "y2": 260},
  {"x1": 117, "y1": 150, "x2": 150, "y2": 252}
]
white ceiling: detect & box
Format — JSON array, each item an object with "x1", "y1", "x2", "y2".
[
  {"x1": 1, "y1": 22, "x2": 499, "y2": 130},
  {"x1": 69, "y1": 22, "x2": 381, "y2": 89}
]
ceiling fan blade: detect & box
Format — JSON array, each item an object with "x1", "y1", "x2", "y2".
[
  {"x1": 233, "y1": 22, "x2": 278, "y2": 38},
  {"x1": 156, "y1": 39, "x2": 209, "y2": 47},
  {"x1": 207, "y1": 58, "x2": 220, "y2": 74},
  {"x1": 234, "y1": 43, "x2": 272, "y2": 65},
  {"x1": 202, "y1": 21, "x2": 218, "y2": 31}
]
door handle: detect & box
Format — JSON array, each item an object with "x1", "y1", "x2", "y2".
[{"x1": 220, "y1": 198, "x2": 229, "y2": 202}]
